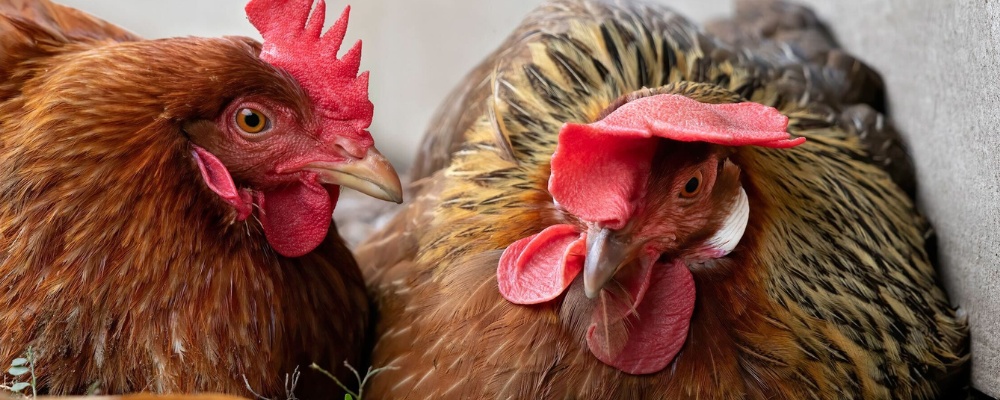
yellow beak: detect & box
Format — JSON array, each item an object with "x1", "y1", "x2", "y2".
[{"x1": 305, "y1": 146, "x2": 403, "y2": 203}]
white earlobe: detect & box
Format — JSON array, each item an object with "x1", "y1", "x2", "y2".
[{"x1": 705, "y1": 187, "x2": 749, "y2": 258}]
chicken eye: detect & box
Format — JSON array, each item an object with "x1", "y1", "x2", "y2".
[
  {"x1": 235, "y1": 108, "x2": 270, "y2": 134},
  {"x1": 680, "y1": 171, "x2": 703, "y2": 198}
]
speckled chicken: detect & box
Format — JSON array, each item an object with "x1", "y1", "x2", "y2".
[{"x1": 356, "y1": 0, "x2": 968, "y2": 399}]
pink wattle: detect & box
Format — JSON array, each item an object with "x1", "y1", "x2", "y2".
[
  {"x1": 497, "y1": 224, "x2": 585, "y2": 304},
  {"x1": 257, "y1": 176, "x2": 339, "y2": 258},
  {"x1": 587, "y1": 258, "x2": 696, "y2": 375}
]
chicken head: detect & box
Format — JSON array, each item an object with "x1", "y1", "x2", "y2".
[
  {"x1": 498, "y1": 91, "x2": 804, "y2": 374},
  {"x1": 184, "y1": 0, "x2": 401, "y2": 258}
]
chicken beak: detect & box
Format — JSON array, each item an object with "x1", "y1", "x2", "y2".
[
  {"x1": 306, "y1": 146, "x2": 404, "y2": 203},
  {"x1": 583, "y1": 226, "x2": 630, "y2": 299}
]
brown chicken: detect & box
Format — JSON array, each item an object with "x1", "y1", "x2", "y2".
[
  {"x1": 0, "y1": 0, "x2": 401, "y2": 397},
  {"x1": 358, "y1": 0, "x2": 968, "y2": 398}
]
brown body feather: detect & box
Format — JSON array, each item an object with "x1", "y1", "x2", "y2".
[
  {"x1": 0, "y1": 2, "x2": 367, "y2": 397},
  {"x1": 360, "y1": 0, "x2": 967, "y2": 398}
]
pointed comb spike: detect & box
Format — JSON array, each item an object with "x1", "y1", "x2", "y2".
[
  {"x1": 341, "y1": 40, "x2": 363, "y2": 76},
  {"x1": 323, "y1": 5, "x2": 351, "y2": 55},
  {"x1": 288, "y1": 0, "x2": 312, "y2": 31},
  {"x1": 245, "y1": 0, "x2": 373, "y2": 136},
  {"x1": 244, "y1": 0, "x2": 282, "y2": 38},
  {"x1": 304, "y1": 0, "x2": 327, "y2": 39},
  {"x1": 356, "y1": 70, "x2": 370, "y2": 89}
]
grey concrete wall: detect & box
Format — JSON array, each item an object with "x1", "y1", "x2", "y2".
[
  {"x1": 52, "y1": 0, "x2": 1000, "y2": 396},
  {"x1": 791, "y1": 1, "x2": 1000, "y2": 395}
]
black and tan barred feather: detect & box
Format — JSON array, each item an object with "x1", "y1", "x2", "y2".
[{"x1": 360, "y1": 0, "x2": 967, "y2": 398}]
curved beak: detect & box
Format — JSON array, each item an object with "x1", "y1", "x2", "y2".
[
  {"x1": 583, "y1": 226, "x2": 631, "y2": 299},
  {"x1": 305, "y1": 146, "x2": 403, "y2": 203}
]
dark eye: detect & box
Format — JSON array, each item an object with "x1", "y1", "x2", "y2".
[
  {"x1": 680, "y1": 171, "x2": 703, "y2": 198},
  {"x1": 235, "y1": 108, "x2": 270, "y2": 134}
]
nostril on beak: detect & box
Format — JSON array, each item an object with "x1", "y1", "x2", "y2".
[{"x1": 332, "y1": 137, "x2": 367, "y2": 160}]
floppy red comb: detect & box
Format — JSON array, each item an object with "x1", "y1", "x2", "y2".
[
  {"x1": 246, "y1": 0, "x2": 373, "y2": 144},
  {"x1": 549, "y1": 94, "x2": 804, "y2": 228},
  {"x1": 500, "y1": 95, "x2": 803, "y2": 304}
]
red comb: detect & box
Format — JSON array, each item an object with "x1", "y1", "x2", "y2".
[
  {"x1": 549, "y1": 94, "x2": 804, "y2": 227},
  {"x1": 246, "y1": 0, "x2": 373, "y2": 145}
]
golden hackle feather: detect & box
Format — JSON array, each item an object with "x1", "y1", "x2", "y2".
[{"x1": 358, "y1": 0, "x2": 967, "y2": 398}]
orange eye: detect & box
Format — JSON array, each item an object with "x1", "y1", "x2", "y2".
[
  {"x1": 235, "y1": 108, "x2": 269, "y2": 134},
  {"x1": 680, "y1": 171, "x2": 703, "y2": 198}
]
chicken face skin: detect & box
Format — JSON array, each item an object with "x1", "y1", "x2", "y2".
[
  {"x1": 184, "y1": 94, "x2": 400, "y2": 204},
  {"x1": 575, "y1": 142, "x2": 745, "y2": 298},
  {"x1": 617, "y1": 143, "x2": 744, "y2": 264}
]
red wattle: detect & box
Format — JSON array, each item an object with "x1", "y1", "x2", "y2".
[
  {"x1": 587, "y1": 259, "x2": 696, "y2": 375},
  {"x1": 257, "y1": 178, "x2": 339, "y2": 258}
]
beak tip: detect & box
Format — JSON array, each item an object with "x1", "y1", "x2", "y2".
[
  {"x1": 368, "y1": 148, "x2": 404, "y2": 204},
  {"x1": 362, "y1": 180, "x2": 403, "y2": 204},
  {"x1": 382, "y1": 175, "x2": 404, "y2": 204},
  {"x1": 583, "y1": 226, "x2": 622, "y2": 300},
  {"x1": 313, "y1": 145, "x2": 404, "y2": 204}
]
